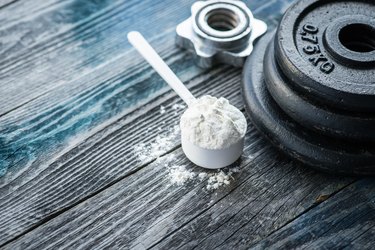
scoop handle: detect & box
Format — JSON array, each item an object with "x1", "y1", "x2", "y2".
[{"x1": 127, "y1": 31, "x2": 196, "y2": 106}]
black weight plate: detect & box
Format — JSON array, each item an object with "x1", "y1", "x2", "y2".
[
  {"x1": 264, "y1": 39, "x2": 375, "y2": 142},
  {"x1": 275, "y1": 0, "x2": 375, "y2": 112},
  {"x1": 242, "y1": 32, "x2": 375, "y2": 175}
]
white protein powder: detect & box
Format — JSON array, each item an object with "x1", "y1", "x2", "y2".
[
  {"x1": 169, "y1": 165, "x2": 196, "y2": 185},
  {"x1": 180, "y1": 95, "x2": 247, "y2": 150}
]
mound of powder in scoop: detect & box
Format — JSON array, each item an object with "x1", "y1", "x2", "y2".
[{"x1": 180, "y1": 95, "x2": 247, "y2": 150}]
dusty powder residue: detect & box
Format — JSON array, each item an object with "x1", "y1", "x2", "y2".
[
  {"x1": 198, "y1": 172, "x2": 208, "y2": 180},
  {"x1": 133, "y1": 102, "x2": 186, "y2": 163},
  {"x1": 172, "y1": 103, "x2": 186, "y2": 115},
  {"x1": 132, "y1": 103, "x2": 240, "y2": 190},
  {"x1": 152, "y1": 152, "x2": 236, "y2": 190},
  {"x1": 133, "y1": 124, "x2": 180, "y2": 163},
  {"x1": 172, "y1": 103, "x2": 185, "y2": 110},
  {"x1": 180, "y1": 95, "x2": 247, "y2": 149},
  {"x1": 148, "y1": 148, "x2": 238, "y2": 190},
  {"x1": 134, "y1": 133, "x2": 237, "y2": 189},
  {"x1": 206, "y1": 171, "x2": 231, "y2": 190},
  {"x1": 168, "y1": 163, "x2": 238, "y2": 190},
  {"x1": 169, "y1": 166, "x2": 196, "y2": 185},
  {"x1": 159, "y1": 105, "x2": 166, "y2": 114}
]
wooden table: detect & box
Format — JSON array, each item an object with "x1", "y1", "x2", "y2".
[{"x1": 0, "y1": 0, "x2": 374, "y2": 249}]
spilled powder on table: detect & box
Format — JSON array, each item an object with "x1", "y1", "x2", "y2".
[
  {"x1": 132, "y1": 104, "x2": 238, "y2": 190},
  {"x1": 206, "y1": 171, "x2": 231, "y2": 190},
  {"x1": 159, "y1": 105, "x2": 166, "y2": 114},
  {"x1": 172, "y1": 103, "x2": 186, "y2": 115},
  {"x1": 168, "y1": 165, "x2": 237, "y2": 190},
  {"x1": 132, "y1": 124, "x2": 180, "y2": 163},
  {"x1": 198, "y1": 172, "x2": 208, "y2": 180},
  {"x1": 169, "y1": 165, "x2": 196, "y2": 185},
  {"x1": 150, "y1": 148, "x2": 237, "y2": 190},
  {"x1": 132, "y1": 102, "x2": 185, "y2": 162}
]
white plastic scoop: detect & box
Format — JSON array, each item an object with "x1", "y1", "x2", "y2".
[{"x1": 127, "y1": 31, "x2": 245, "y2": 169}]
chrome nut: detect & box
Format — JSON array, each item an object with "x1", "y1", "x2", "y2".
[{"x1": 176, "y1": 0, "x2": 267, "y2": 68}]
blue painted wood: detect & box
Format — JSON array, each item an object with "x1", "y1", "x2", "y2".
[
  {"x1": 0, "y1": 0, "x2": 373, "y2": 249},
  {"x1": 0, "y1": 65, "x2": 241, "y2": 246},
  {"x1": 0, "y1": 34, "x2": 202, "y2": 177},
  {"x1": 0, "y1": 0, "x2": 200, "y2": 177},
  {"x1": 0, "y1": 0, "x2": 194, "y2": 114},
  {"x1": 0, "y1": 0, "x2": 293, "y2": 178}
]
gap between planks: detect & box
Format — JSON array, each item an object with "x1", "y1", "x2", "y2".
[{"x1": 0, "y1": 66, "x2": 242, "y2": 246}]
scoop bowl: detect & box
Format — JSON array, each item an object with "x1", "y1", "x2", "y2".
[{"x1": 181, "y1": 135, "x2": 245, "y2": 169}]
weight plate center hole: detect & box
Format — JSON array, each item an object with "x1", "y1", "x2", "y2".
[
  {"x1": 339, "y1": 23, "x2": 375, "y2": 53},
  {"x1": 206, "y1": 8, "x2": 239, "y2": 31}
]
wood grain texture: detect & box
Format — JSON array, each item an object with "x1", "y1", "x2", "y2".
[
  {"x1": 3, "y1": 130, "x2": 354, "y2": 250},
  {"x1": 0, "y1": 0, "x2": 291, "y2": 180},
  {"x1": 0, "y1": 0, "x2": 287, "y2": 116},
  {"x1": 252, "y1": 179, "x2": 375, "y2": 249},
  {"x1": 2, "y1": 0, "x2": 372, "y2": 249},
  {"x1": 0, "y1": 33, "x2": 202, "y2": 179},
  {"x1": 0, "y1": 0, "x2": 194, "y2": 114},
  {"x1": 0, "y1": 1, "x2": 293, "y2": 242},
  {"x1": 0, "y1": 65, "x2": 237, "y2": 245},
  {"x1": 0, "y1": 0, "x2": 19, "y2": 10}
]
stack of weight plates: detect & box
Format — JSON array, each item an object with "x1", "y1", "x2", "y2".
[{"x1": 242, "y1": 0, "x2": 375, "y2": 175}]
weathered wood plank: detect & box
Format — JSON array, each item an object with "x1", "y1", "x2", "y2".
[
  {"x1": 0, "y1": 0, "x2": 195, "y2": 114},
  {"x1": 2, "y1": 0, "x2": 371, "y2": 248},
  {"x1": 0, "y1": 0, "x2": 293, "y2": 236},
  {"x1": 2, "y1": 0, "x2": 271, "y2": 179},
  {"x1": 3, "y1": 134, "x2": 354, "y2": 249},
  {"x1": 0, "y1": 33, "x2": 203, "y2": 180},
  {"x1": 0, "y1": 0, "x2": 62, "y2": 27},
  {"x1": 0, "y1": 0, "x2": 288, "y2": 116},
  {"x1": 0, "y1": 0, "x2": 293, "y2": 180},
  {"x1": 1, "y1": 123, "x2": 266, "y2": 249},
  {"x1": 0, "y1": 65, "x2": 242, "y2": 245},
  {"x1": 0, "y1": 0, "x2": 19, "y2": 10},
  {"x1": 152, "y1": 172, "x2": 355, "y2": 249},
  {"x1": 0, "y1": 0, "x2": 329, "y2": 247},
  {"x1": 343, "y1": 225, "x2": 375, "y2": 250},
  {"x1": 251, "y1": 179, "x2": 375, "y2": 250}
]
